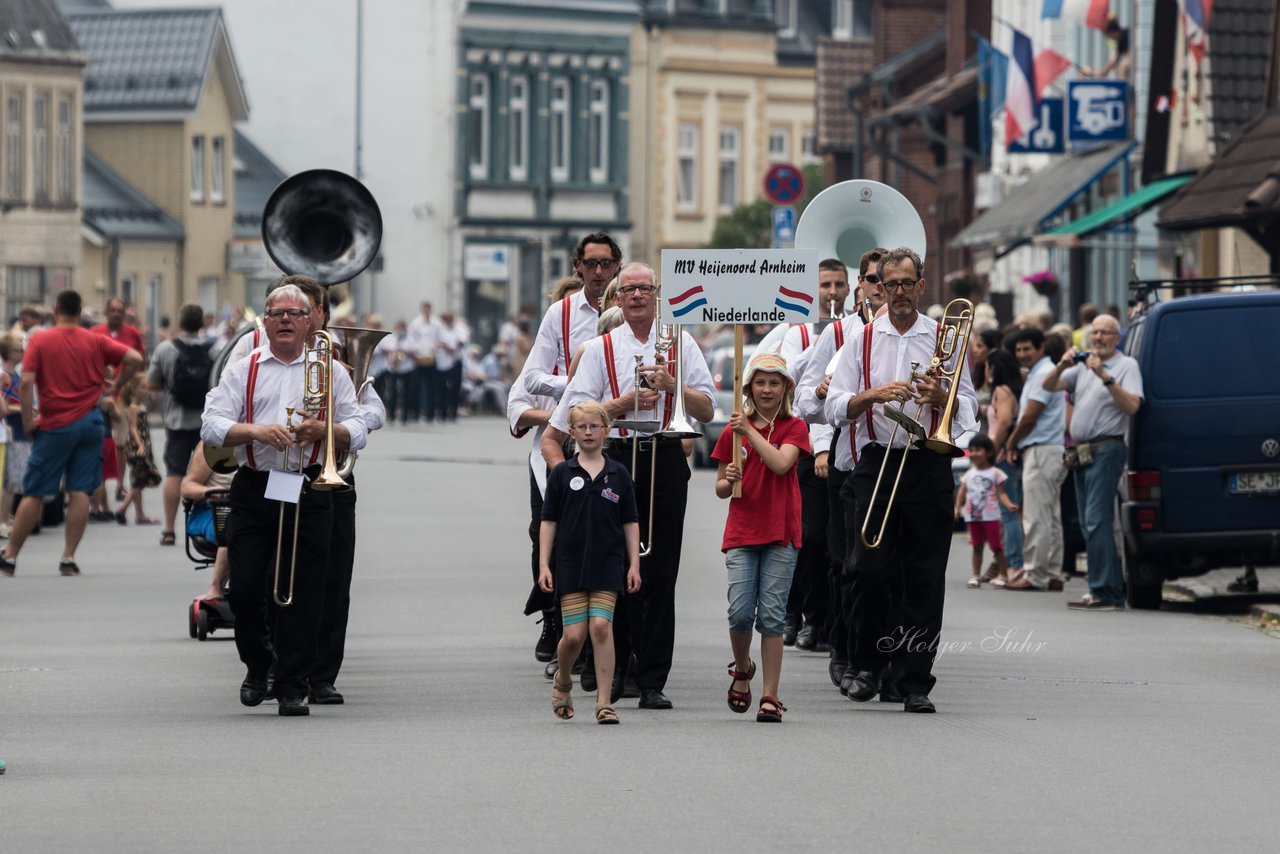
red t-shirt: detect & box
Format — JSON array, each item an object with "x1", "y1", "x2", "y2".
[
  {"x1": 25, "y1": 326, "x2": 131, "y2": 430},
  {"x1": 91, "y1": 323, "x2": 145, "y2": 357},
  {"x1": 711, "y1": 414, "x2": 811, "y2": 551}
]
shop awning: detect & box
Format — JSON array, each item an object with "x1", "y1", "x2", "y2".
[
  {"x1": 1037, "y1": 173, "x2": 1194, "y2": 245},
  {"x1": 952, "y1": 142, "x2": 1136, "y2": 256}
]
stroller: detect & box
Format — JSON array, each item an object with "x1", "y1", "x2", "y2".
[{"x1": 185, "y1": 489, "x2": 235, "y2": 641}]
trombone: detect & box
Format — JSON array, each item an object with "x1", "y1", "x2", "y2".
[
  {"x1": 273, "y1": 330, "x2": 350, "y2": 607},
  {"x1": 859, "y1": 298, "x2": 974, "y2": 550}
]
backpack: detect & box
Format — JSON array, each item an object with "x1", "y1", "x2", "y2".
[{"x1": 169, "y1": 339, "x2": 215, "y2": 408}]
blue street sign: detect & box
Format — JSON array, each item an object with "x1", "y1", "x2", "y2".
[
  {"x1": 772, "y1": 205, "x2": 796, "y2": 248},
  {"x1": 1067, "y1": 80, "x2": 1129, "y2": 145},
  {"x1": 1008, "y1": 98, "x2": 1065, "y2": 154}
]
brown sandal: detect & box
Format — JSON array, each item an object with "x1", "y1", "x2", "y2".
[
  {"x1": 756, "y1": 695, "x2": 786, "y2": 723},
  {"x1": 552, "y1": 676, "x2": 574, "y2": 720},
  {"x1": 595, "y1": 705, "x2": 620, "y2": 725},
  {"x1": 726, "y1": 660, "x2": 756, "y2": 713}
]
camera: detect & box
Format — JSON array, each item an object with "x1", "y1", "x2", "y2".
[{"x1": 1074, "y1": 352, "x2": 1090, "y2": 363}]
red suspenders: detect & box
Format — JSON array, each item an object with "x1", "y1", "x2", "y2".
[
  {"x1": 798, "y1": 324, "x2": 810, "y2": 350},
  {"x1": 245, "y1": 353, "x2": 324, "y2": 469},
  {"x1": 862, "y1": 324, "x2": 876, "y2": 442},
  {"x1": 602, "y1": 332, "x2": 626, "y2": 437}
]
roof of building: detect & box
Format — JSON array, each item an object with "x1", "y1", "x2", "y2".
[
  {"x1": 83, "y1": 149, "x2": 184, "y2": 242},
  {"x1": 1158, "y1": 108, "x2": 1280, "y2": 232},
  {"x1": 878, "y1": 65, "x2": 979, "y2": 123},
  {"x1": 233, "y1": 129, "x2": 287, "y2": 240},
  {"x1": 0, "y1": 0, "x2": 82, "y2": 59},
  {"x1": 66, "y1": 7, "x2": 248, "y2": 119},
  {"x1": 815, "y1": 36, "x2": 874, "y2": 152},
  {"x1": 467, "y1": 0, "x2": 641, "y2": 22},
  {"x1": 641, "y1": 0, "x2": 772, "y2": 30},
  {"x1": 1205, "y1": 0, "x2": 1276, "y2": 148}
]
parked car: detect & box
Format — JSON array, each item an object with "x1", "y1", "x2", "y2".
[{"x1": 1120, "y1": 289, "x2": 1280, "y2": 609}]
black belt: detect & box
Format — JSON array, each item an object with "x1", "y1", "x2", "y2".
[
  {"x1": 1079, "y1": 435, "x2": 1124, "y2": 445},
  {"x1": 1021, "y1": 441, "x2": 1062, "y2": 450},
  {"x1": 237, "y1": 464, "x2": 324, "y2": 483},
  {"x1": 606, "y1": 436, "x2": 683, "y2": 453}
]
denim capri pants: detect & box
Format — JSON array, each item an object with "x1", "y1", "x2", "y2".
[{"x1": 726, "y1": 544, "x2": 799, "y2": 636}]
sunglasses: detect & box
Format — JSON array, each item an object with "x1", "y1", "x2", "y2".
[
  {"x1": 578, "y1": 258, "x2": 617, "y2": 270},
  {"x1": 862, "y1": 274, "x2": 881, "y2": 284}
]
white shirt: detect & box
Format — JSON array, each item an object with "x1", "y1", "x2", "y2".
[
  {"x1": 507, "y1": 360, "x2": 555, "y2": 498},
  {"x1": 824, "y1": 312, "x2": 977, "y2": 472},
  {"x1": 523, "y1": 288, "x2": 601, "y2": 400},
  {"x1": 779, "y1": 322, "x2": 834, "y2": 455},
  {"x1": 434, "y1": 323, "x2": 464, "y2": 371},
  {"x1": 222, "y1": 322, "x2": 264, "y2": 368},
  {"x1": 408, "y1": 314, "x2": 438, "y2": 358},
  {"x1": 549, "y1": 322, "x2": 716, "y2": 439},
  {"x1": 201, "y1": 344, "x2": 367, "y2": 472}
]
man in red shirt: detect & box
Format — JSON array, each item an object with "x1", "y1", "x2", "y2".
[
  {"x1": 0, "y1": 291, "x2": 143, "y2": 577},
  {"x1": 91, "y1": 297, "x2": 146, "y2": 357}
]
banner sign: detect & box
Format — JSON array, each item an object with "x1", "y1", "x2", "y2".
[
  {"x1": 660, "y1": 249, "x2": 820, "y2": 324},
  {"x1": 1067, "y1": 80, "x2": 1129, "y2": 145},
  {"x1": 1008, "y1": 98, "x2": 1064, "y2": 154}
]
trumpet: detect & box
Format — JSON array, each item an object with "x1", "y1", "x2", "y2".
[
  {"x1": 859, "y1": 298, "x2": 974, "y2": 549},
  {"x1": 273, "y1": 330, "x2": 349, "y2": 608}
]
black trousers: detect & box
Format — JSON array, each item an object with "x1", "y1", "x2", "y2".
[
  {"x1": 226, "y1": 469, "x2": 332, "y2": 699},
  {"x1": 788, "y1": 454, "x2": 830, "y2": 630},
  {"x1": 825, "y1": 458, "x2": 851, "y2": 660},
  {"x1": 524, "y1": 463, "x2": 555, "y2": 616},
  {"x1": 606, "y1": 440, "x2": 689, "y2": 692},
  {"x1": 841, "y1": 446, "x2": 952, "y2": 696},
  {"x1": 313, "y1": 477, "x2": 356, "y2": 687}
]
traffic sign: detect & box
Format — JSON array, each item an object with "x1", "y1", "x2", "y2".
[
  {"x1": 1067, "y1": 80, "x2": 1129, "y2": 145},
  {"x1": 771, "y1": 205, "x2": 796, "y2": 248},
  {"x1": 763, "y1": 162, "x2": 805, "y2": 205},
  {"x1": 1008, "y1": 98, "x2": 1065, "y2": 154}
]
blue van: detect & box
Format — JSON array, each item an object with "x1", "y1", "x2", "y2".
[{"x1": 1120, "y1": 290, "x2": 1280, "y2": 609}]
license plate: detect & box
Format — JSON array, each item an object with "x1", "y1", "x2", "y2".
[{"x1": 1229, "y1": 471, "x2": 1280, "y2": 495}]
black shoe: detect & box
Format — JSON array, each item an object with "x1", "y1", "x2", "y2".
[
  {"x1": 813, "y1": 639, "x2": 831, "y2": 654},
  {"x1": 544, "y1": 658, "x2": 558, "y2": 681},
  {"x1": 879, "y1": 682, "x2": 904, "y2": 703},
  {"x1": 847, "y1": 670, "x2": 881, "y2": 702},
  {"x1": 783, "y1": 614, "x2": 798, "y2": 647},
  {"x1": 278, "y1": 696, "x2": 310, "y2": 716},
  {"x1": 308, "y1": 682, "x2": 344, "y2": 705},
  {"x1": 828, "y1": 658, "x2": 848, "y2": 688},
  {"x1": 580, "y1": 664, "x2": 597, "y2": 693},
  {"x1": 0, "y1": 553, "x2": 16, "y2": 578},
  {"x1": 638, "y1": 689, "x2": 673, "y2": 710},
  {"x1": 534, "y1": 611, "x2": 558, "y2": 662},
  {"x1": 264, "y1": 676, "x2": 276, "y2": 703},
  {"x1": 794, "y1": 624, "x2": 817, "y2": 651},
  {"x1": 240, "y1": 674, "x2": 268, "y2": 707},
  {"x1": 839, "y1": 666, "x2": 857, "y2": 698},
  {"x1": 903, "y1": 693, "x2": 936, "y2": 713}
]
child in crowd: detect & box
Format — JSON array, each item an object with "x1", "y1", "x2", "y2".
[
  {"x1": 115, "y1": 374, "x2": 162, "y2": 525},
  {"x1": 0, "y1": 336, "x2": 29, "y2": 539},
  {"x1": 712, "y1": 353, "x2": 809, "y2": 723},
  {"x1": 954, "y1": 434, "x2": 1019, "y2": 588},
  {"x1": 538, "y1": 401, "x2": 640, "y2": 725}
]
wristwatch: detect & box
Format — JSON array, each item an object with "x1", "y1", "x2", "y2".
[{"x1": 1103, "y1": 377, "x2": 1115, "y2": 387}]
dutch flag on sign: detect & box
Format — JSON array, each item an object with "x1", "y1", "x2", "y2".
[
  {"x1": 668, "y1": 286, "x2": 708, "y2": 318},
  {"x1": 775, "y1": 286, "x2": 814, "y2": 315}
]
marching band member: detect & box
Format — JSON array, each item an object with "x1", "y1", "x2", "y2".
[
  {"x1": 823, "y1": 247, "x2": 976, "y2": 714},
  {"x1": 541, "y1": 262, "x2": 715, "y2": 710},
  {"x1": 201, "y1": 284, "x2": 366, "y2": 717}
]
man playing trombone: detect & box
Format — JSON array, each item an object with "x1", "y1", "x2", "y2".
[
  {"x1": 540, "y1": 262, "x2": 716, "y2": 710},
  {"x1": 201, "y1": 284, "x2": 366, "y2": 717},
  {"x1": 823, "y1": 248, "x2": 977, "y2": 714}
]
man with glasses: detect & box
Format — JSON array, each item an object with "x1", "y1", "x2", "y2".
[
  {"x1": 201, "y1": 285, "x2": 367, "y2": 716},
  {"x1": 541, "y1": 262, "x2": 716, "y2": 710},
  {"x1": 824, "y1": 247, "x2": 977, "y2": 713},
  {"x1": 520, "y1": 232, "x2": 622, "y2": 664},
  {"x1": 1042, "y1": 314, "x2": 1143, "y2": 611}
]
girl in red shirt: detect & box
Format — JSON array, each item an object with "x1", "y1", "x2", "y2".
[{"x1": 712, "y1": 353, "x2": 810, "y2": 722}]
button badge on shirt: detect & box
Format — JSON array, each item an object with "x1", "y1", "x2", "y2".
[{"x1": 570, "y1": 476, "x2": 585, "y2": 491}]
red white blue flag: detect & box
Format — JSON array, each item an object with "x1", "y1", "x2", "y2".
[
  {"x1": 1177, "y1": 0, "x2": 1213, "y2": 62},
  {"x1": 1042, "y1": 0, "x2": 1111, "y2": 32},
  {"x1": 1005, "y1": 28, "x2": 1038, "y2": 143}
]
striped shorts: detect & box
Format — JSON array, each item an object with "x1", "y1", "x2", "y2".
[{"x1": 560, "y1": 590, "x2": 619, "y2": 626}]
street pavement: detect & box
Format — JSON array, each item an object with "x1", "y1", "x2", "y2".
[{"x1": 2, "y1": 418, "x2": 1278, "y2": 852}]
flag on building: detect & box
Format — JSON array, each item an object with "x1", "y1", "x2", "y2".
[
  {"x1": 1177, "y1": 0, "x2": 1214, "y2": 62},
  {"x1": 1042, "y1": 0, "x2": 1111, "y2": 32},
  {"x1": 978, "y1": 37, "x2": 1009, "y2": 155},
  {"x1": 1005, "y1": 27, "x2": 1039, "y2": 144},
  {"x1": 1034, "y1": 47, "x2": 1073, "y2": 97}
]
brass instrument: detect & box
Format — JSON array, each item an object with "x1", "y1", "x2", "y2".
[
  {"x1": 859, "y1": 298, "x2": 975, "y2": 549},
  {"x1": 326, "y1": 325, "x2": 391, "y2": 477},
  {"x1": 859, "y1": 297, "x2": 875, "y2": 324}
]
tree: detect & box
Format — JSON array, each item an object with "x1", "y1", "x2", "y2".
[{"x1": 707, "y1": 164, "x2": 826, "y2": 249}]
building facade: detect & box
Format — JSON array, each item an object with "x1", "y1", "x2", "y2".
[{"x1": 0, "y1": 0, "x2": 85, "y2": 321}]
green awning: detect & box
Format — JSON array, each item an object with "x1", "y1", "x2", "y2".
[{"x1": 1045, "y1": 174, "x2": 1194, "y2": 239}]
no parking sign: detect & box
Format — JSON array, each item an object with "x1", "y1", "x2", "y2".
[{"x1": 763, "y1": 163, "x2": 805, "y2": 205}]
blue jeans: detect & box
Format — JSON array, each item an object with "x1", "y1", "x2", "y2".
[
  {"x1": 1074, "y1": 442, "x2": 1127, "y2": 606},
  {"x1": 726, "y1": 544, "x2": 798, "y2": 637},
  {"x1": 997, "y1": 460, "x2": 1024, "y2": 570}
]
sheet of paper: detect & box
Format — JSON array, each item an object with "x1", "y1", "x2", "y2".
[{"x1": 265, "y1": 470, "x2": 305, "y2": 504}]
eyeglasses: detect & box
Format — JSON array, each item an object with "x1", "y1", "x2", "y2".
[
  {"x1": 619, "y1": 285, "x2": 656, "y2": 296},
  {"x1": 572, "y1": 423, "x2": 607, "y2": 432},
  {"x1": 265, "y1": 308, "x2": 311, "y2": 320},
  {"x1": 579, "y1": 258, "x2": 617, "y2": 270},
  {"x1": 881, "y1": 279, "x2": 919, "y2": 293},
  {"x1": 1091, "y1": 329, "x2": 1120, "y2": 337},
  {"x1": 862, "y1": 274, "x2": 881, "y2": 285}
]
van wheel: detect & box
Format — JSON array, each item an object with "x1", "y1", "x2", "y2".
[{"x1": 1126, "y1": 559, "x2": 1164, "y2": 610}]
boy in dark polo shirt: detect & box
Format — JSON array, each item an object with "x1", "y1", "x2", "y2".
[{"x1": 539, "y1": 401, "x2": 640, "y2": 724}]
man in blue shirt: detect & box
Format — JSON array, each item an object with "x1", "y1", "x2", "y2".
[{"x1": 1004, "y1": 328, "x2": 1068, "y2": 592}]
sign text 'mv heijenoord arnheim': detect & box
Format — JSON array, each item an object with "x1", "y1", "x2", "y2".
[{"x1": 670, "y1": 257, "x2": 809, "y2": 322}]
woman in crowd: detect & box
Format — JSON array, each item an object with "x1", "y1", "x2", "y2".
[{"x1": 984, "y1": 347, "x2": 1024, "y2": 586}]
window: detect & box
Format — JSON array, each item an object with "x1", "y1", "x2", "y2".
[
  {"x1": 768, "y1": 128, "x2": 789, "y2": 162},
  {"x1": 5, "y1": 92, "x2": 23, "y2": 200},
  {"x1": 801, "y1": 130, "x2": 819, "y2": 165},
  {"x1": 776, "y1": 0, "x2": 796, "y2": 38},
  {"x1": 550, "y1": 77, "x2": 571, "y2": 182},
  {"x1": 718, "y1": 126, "x2": 740, "y2": 212},
  {"x1": 676, "y1": 123, "x2": 699, "y2": 210},
  {"x1": 33, "y1": 94, "x2": 50, "y2": 202},
  {"x1": 833, "y1": 0, "x2": 872, "y2": 38},
  {"x1": 119, "y1": 274, "x2": 136, "y2": 304},
  {"x1": 508, "y1": 75, "x2": 529, "y2": 181},
  {"x1": 210, "y1": 136, "x2": 226, "y2": 203},
  {"x1": 468, "y1": 73, "x2": 490, "y2": 180},
  {"x1": 5, "y1": 266, "x2": 43, "y2": 321},
  {"x1": 588, "y1": 80, "x2": 610, "y2": 184},
  {"x1": 57, "y1": 96, "x2": 73, "y2": 202},
  {"x1": 190, "y1": 135, "x2": 205, "y2": 202}
]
